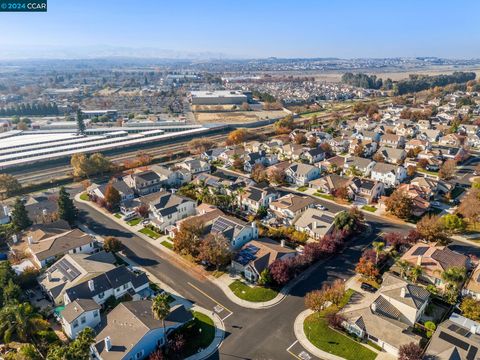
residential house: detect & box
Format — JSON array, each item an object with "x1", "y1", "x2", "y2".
[
  {"x1": 400, "y1": 243, "x2": 469, "y2": 289},
  {"x1": 201, "y1": 147, "x2": 226, "y2": 162},
  {"x1": 279, "y1": 143, "x2": 304, "y2": 161},
  {"x1": 231, "y1": 238, "x2": 296, "y2": 283},
  {"x1": 347, "y1": 177, "x2": 384, "y2": 205},
  {"x1": 348, "y1": 138, "x2": 377, "y2": 157},
  {"x1": 238, "y1": 184, "x2": 279, "y2": 214},
  {"x1": 375, "y1": 146, "x2": 407, "y2": 165},
  {"x1": 300, "y1": 147, "x2": 325, "y2": 164},
  {"x1": 439, "y1": 133, "x2": 464, "y2": 147},
  {"x1": 425, "y1": 315, "x2": 480, "y2": 360},
  {"x1": 206, "y1": 215, "x2": 258, "y2": 250},
  {"x1": 151, "y1": 165, "x2": 191, "y2": 188},
  {"x1": 91, "y1": 300, "x2": 192, "y2": 360},
  {"x1": 218, "y1": 147, "x2": 246, "y2": 165},
  {"x1": 379, "y1": 133, "x2": 405, "y2": 148},
  {"x1": 458, "y1": 124, "x2": 479, "y2": 136},
  {"x1": 318, "y1": 155, "x2": 345, "y2": 173},
  {"x1": 327, "y1": 136, "x2": 349, "y2": 153},
  {"x1": 177, "y1": 157, "x2": 210, "y2": 175},
  {"x1": 243, "y1": 150, "x2": 277, "y2": 173},
  {"x1": 343, "y1": 156, "x2": 376, "y2": 177},
  {"x1": 410, "y1": 176, "x2": 452, "y2": 200},
  {"x1": 172, "y1": 204, "x2": 224, "y2": 238},
  {"x1": 25, "y1": 225, "x2": 96, "y2": 268},
  {"x1": 39, "y1": 251, "x2": 117, "y2": 304},
  {"x1": 389, "y1": 183, "x2": 430, "y2": 216},
  {"x1": 285, "y1": 162, "x2": 321, "y2": 186},
  {"x1": 24, "y1": 192, "x2": 59, "y2": 224},
  {"x1": 405, "y1": 139, "x2": 430, "y2": 151},
  {"x1": 419, "y1": 129, "x2": 442, "y2": 143},
  {"x1": 293, "y1": 208, "x2": 336, "y2": 240},
  {"x1": 60, "y1": 299, "x2": 101, "y2": 339},
  {"x1": 269, "y1": 194, "x2": 316, "y2": 225},
  {"x1": 341, "y1": 273, "x2": 429, "y2": 356},
  {"x1": 88, "y1": 181, "x2": 134, "y2": 204},
  {"x1": 463, "y1": 263, "x2": 480, "y2": 300},
  {"x1": 64, "y1": 265, "x2": 150, "y2": 305},
  {"x1": 370, "y1": 163, "x2": 407, "y2": 188},
  {"x1": 309, "y1": 174, "x2": 351, "y2": 194},
  {"x1": 0, "y1": 203, "x2": 9, "y2": 225},
  {"x1": 417, "y1": 119, "x2": 431, "y2": 130},
  {"x1": 142, "y1": 191, "x2": 196, "y2": 232},
  {"x1": 123, "y1": 170, "x2": 162, "y2": 196}
]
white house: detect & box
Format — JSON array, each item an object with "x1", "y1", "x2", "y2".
[
  {"x1": 370, "y1": 163, "x2": 407, "y2": 188},
  {"x1": 285, "y1": 162, "x2": 321, "y2": 186},
  {"x1": 60, "y1": 299, "x2": 101, "y2": 339},
  {"x1": 208, "y1": 215, "x2": 258, "y2": 250}
]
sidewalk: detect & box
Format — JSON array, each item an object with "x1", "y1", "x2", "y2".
[{"x1": 294, "y1": 309, "x2": 345, "y2": 360}]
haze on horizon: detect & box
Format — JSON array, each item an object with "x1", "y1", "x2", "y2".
[{"x1": 0, "y1": 0, "x2": 479, "y2": 60}]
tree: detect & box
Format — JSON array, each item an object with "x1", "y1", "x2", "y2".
[
  {"x1": 439, "y1": 159, "x2": 457, "y2": 180},
  {"x1": 0, "y1": 302, "x2": 47, "y2": 343},
  {"x1": 409, "y1": 265, "x2": 423, "y2": 283},
  {"x1": 232, "y1": 157, "x2": 244, "y2": 171},
  {"x1": 396, "y1": 260, "x2": 411, "y2": 279},
  {"x1": 383, "y1": 232, "x2": 406, "y2": 251},
  {"x1": 384, "y1": 190, "x2": 414, "y2": 220},
  {"x1": 151, "y1": 293, "x2": 171, "y2": 347},
  {"x1": 458, "y1": 188, "x2": 480, "y2": 227},
  {"x1": 353, "y1": 143, "x2": 365, "y2": 157},
  {"x1": 104, "y1": 183, "x2": 121, "y2": 212},
  {"x1": 76, "y1": 109, "x2": 86, "y2": 135},
  {"x1": 269, "y1": 259, "x2": 293, "y2": 285},
  {"x1": 57, "y1": 186, "x2": 78, "y2": 226},
  {"x1": 305, "y1": 290, "x2": 327, "y2": 312},
  {"x1": 333, "y1": 207, "x2": 364, "y2": 234},
  {"x1": 89, "y1": 153, "x2": 113, "y2": 175},
  {"x1": 416, "y1": 214, "x2": 449, "y2": 244},
  {"x1": 187, "y1": 138, "x2": 215, "y2": 155},
  {"x1": 398, "y1": 342, "x2": 423, "y2": 360},
  {"x1": 333, "y1": 186, "x2": 349, "y2": 200},
  {"x1": 103, "y1": 236, "x2": 123, "y2": 253},
  {"x1": 307, "y1": 136, "x2": 318, "y2": 148},
  {"x1": 294, "y1": 132, "x2": 307, "y2": 144},
  {"x1": 441, "y1": 214, "x2": 466, "y2": 233},
  {"x1": 148, "y1": 349, "x2": 165, "y2": 360},
  {"x1": 136, "y1": 203, "x2": 150, "y2": 218},
  {"x1": 11, "y1": 198, "x2": 32, "y2": 231},
  {"x1": 226, "y1": 129, "x2": 251, "y2": 145},
  {"x1": 268, "y1": 167, "x2": 286, "y2": 185},
  {"x1": 251, "y1": 163, "x2": 267, "y2": 183},
  {"x1": 47, "y1": 327, "x2": 95, "y2": 360},
  {"x1": 441, "y1": 266, "x2": 467, "y2": 303},
  {"x1": 372, "y1": 241, "x2": 385, "y2": 264},
  {"x1": 355, "y1": 257, "x2": 379, "y2": 280},
  {"x1": 173, "y1": 219, "x2": 204, "y2": 257},
  {"x1": 0, "y1": 174, "x2": 21, "y2": 198},
  {"x1": 71, "y1": 153, "x2": 90, "y2": 178},
  {"x1": 424, "y1": 321, "x2": 436, "y2": 338},
  {"x1": 460, "y1": 297, "x2": 480, "y2": 321},
  {"x1": 198, "y1": 233, "x2": 232, "y2": 270},
  {"x1": 407, "y1": 165, "x2": 417, "y2": 177},
  {"x1": 258, "y1": 268, "x2": 272, "y2": 286},
  {"x1": 305, "y1": 279, "x2": 346, "y2": 312}
]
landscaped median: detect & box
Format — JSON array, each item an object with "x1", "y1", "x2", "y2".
[{"x1": 228, "y1": 280, "x2": 278, "y2": 302}]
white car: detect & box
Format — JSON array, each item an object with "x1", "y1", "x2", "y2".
[{"x1": 316, "y1": 204, "x2": 326, "y2": 210}]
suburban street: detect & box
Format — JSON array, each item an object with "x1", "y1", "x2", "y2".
[{"x1": 75, "y1": 192, "x2": 480, "y2": 360}]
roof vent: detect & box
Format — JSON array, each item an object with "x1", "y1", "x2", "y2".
[
  {"x1": 88, "y1": 279, "x2": 95, "y2": 292},
  {"x1": 104, "y1": 336, "x2": 112, "y2": 352}
]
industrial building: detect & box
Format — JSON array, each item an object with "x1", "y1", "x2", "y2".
[{"x1": 189, "y1": 90, "x2": 248, "y2": 105}]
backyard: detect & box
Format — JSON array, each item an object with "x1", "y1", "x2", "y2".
[{"x1": 229, "y1": 280, "x2": 278, "y2": 302}]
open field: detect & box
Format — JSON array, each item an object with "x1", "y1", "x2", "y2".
[{"x1": 194, "y1": 109, "x2": 287, "y2": 124}]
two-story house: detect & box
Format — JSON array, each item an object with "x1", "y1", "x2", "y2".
[
  {"x1": 370, "y1": 163, "x2": 407, "y2": 188},
  {"x1": 60, "y1": 299, "x2": 101, "y2": 339},
  {"x1": 123, "y1": 170, "x2": 162, "y2": 196},
  {"x1": 285, "y1": 162, "x2": 321, "y2": 186},
  {"x1": 269, "y1": 194, "x2": 316, "y2": 225}
]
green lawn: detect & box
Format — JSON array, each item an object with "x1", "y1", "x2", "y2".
[
  {"x1": 229, "y1": 280, "x2": 278, "y2": 302},
  {"x1": 417, "y1": 168, "x2": 439, "y2": 177},
  {"x1": 177, "y1": 311, "x2": 215, "y2": 358},
  {"x1": 314, "y1": 192, "x2": 334, "y2": 200},
  {"x1": 361, "y1": 205, "x2": 377, "y2": 212},
  {"x1": 114, "y1": 213, "x2": 122, "y2": 219},
  {"x1": 127, "y1": 218, "x2": 142, "y2": 226},
  {"x1": 140, "y1": 227, "x2": 161, "y2": 239},
  {"x1": 300, "y1": 110, "x2": 325, "y2": 118},
  {"x1": 79, "y1": 193, "x2": 89, "y2": 201},
  {"x1": 304, "y1": 311, "x2": 376, "y2": 360},
  {"x1": 161, "y1": 240, "x2": 173, "y2": 249},
  {"x1": 297, "y1": 186, "x2": 308, "y2": 192}
]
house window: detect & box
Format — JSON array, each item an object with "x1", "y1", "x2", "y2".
[
  {"x1": 73, "y1": 320, "x2": 78, "y2": 328},
  {"x1": 136, "y1": 350, "x2": 144, "y2": 359},
  {"x1": 79, "y1": 246, "x2": 82, "y2": 251},
  {"x1": 81, "y1": 316, "x2": 86, "y2": 324},
  {"x1": 123, "y1": 284, "x2": 128, "y2": 290},
  {"x1": 116, "y1": 288, "x2": 121, "y2": 292},
  {"x1": 94, "y1": 311, "x2": 99, "y2": 318},
  {"x1": 368, "y1": 334, "x2": 378, "y2": 342},
  {"x1": 98, "y1": 292, "x2": 105, "y2": 299}
]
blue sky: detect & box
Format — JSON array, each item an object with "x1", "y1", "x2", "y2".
[{"x1": 0, "y1": 0, "x2": 479, "y2": 59}]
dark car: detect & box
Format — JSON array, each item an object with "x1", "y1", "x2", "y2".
[{"x1": 360, "y1": 282, "x2": 377, "y2": 293}]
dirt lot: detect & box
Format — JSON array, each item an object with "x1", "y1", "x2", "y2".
[{"x1": 194, "y1": 109, "x2": 288, "y2": 124}]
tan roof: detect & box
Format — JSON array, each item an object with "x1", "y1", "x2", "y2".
[
  {"x1": 29, "y1": 228, "x2": 93, "y2": 261},
  {"x1": 465, "y1": 263, "x2": 480, "y2": 294},
  {"x1": 270, "y1": 194, "x2": 316, "y2": 213}
]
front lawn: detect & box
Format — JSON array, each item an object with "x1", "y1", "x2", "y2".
[
  {"x1": 304, "y1": 311, "x2": 376, "y2": 360},
  {"x1": 140, "y1": 227, "x2": 161, "y2": 239},
  {"x1": 79, "y1": 193, "x2": 89, "y2": 201},
  {"x1": 160, "y1": 240, "x2": 173, "y2": 249},
  {"x1": 176, "y1": 311, "x2": 215, "y2": 358},
  {"x1": 314, "y1": 192, "x2": 334, "y2": 200},
  {"x1": 127, "y1": 218, "x2": 142, "y2": 226},
  {"x1": 114, "y1": 213, "x2": 122, "y2": 219},
  {"x1": 361, "y1": 205, "x2": 377, "y2": 212},
  {"x1": 297, "y1": 186, "x2": 308, "y2": 192},
  {"x1": 229, "y1": 280, "x2": 278, "y2": 302}
]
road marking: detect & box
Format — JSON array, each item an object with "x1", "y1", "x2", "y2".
[
  {"x1": 187, "y1": 281, "x2": 233, "y2": 321},
  {"x1": 286, "y1": 341, "x2": 302, "y2": 359}
]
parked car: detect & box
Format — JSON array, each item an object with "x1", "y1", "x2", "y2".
[
  {"x1": 315, "y1": 204, "x2": 327, "y2": 210},
  {"x1": 360, "y1": 282, "x2": 377, "y2": 293},
  {"x1": 142, "y1": 219, "x2": 150, "y2": 226}
]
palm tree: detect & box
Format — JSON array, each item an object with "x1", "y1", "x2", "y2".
[
  {"x1": 441, "y1": 266, "x2": 467, "y2": 296},
  {"x1": 410, "y1": 265, "x2": 423, "y2": 284},
  {"x1": 372, "y1": 241, "x2": 385, "y2": 265},
  {"x1": 152, "y1": 293, "x2": 171, "y2": 347},
  {"x1": 396, "y1": 260, "x2": 410, "y2": 279},
  {"x1": 0, "y1": 302, "x2": 46, "y2": 343}
]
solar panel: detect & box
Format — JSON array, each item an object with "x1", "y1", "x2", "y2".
[
  {"x1": 438, "y1": 331, "x2": 469, "y2": 351},
  {"x1": 467, "y1": 346, "x2": 478, "y2": 360},
  {"x1": 447, "y1": 324, "x2": 471, "y2": 337},
  {"x1": 412, "y1": 247, "x2": 429, "y2": 256}
]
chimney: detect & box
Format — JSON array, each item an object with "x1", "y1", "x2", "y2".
[
  {"x1": 416, "y1": 255, "x2": 422, "y2": 266},
  {"x1": 371, "y1": 302, "x2": 377, "y2": 313},
  {"x1": 27, "y1": 236, "x2": 33, "y2": 245},
  {"x1": 312, "y1": 221, "x2": 317, "y2": 229},
  {"x1": 470, "y1": 325, "x2": 478, "y2": 335},
  {"x1": 88, "y1": 280, "x2": 95, "y2": 292},
  {"x1": 400, "y1": 287, "x2": 406, "y2": 298},
  {"x1": 47, "y1": 271, "x2": 52, "y2": 281},
  {"x1": 11, "y1": 234, "x2": 17, "y2": 243},
  {"x1": 280, "y1": 240, "x2": 286, "y2": 248},
  {"x1": 104, "y1": 336, "x2": 112, "y2": 352},
  {"x1": 3, "y1": 205, "x2": 9, "y2": 216}
]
